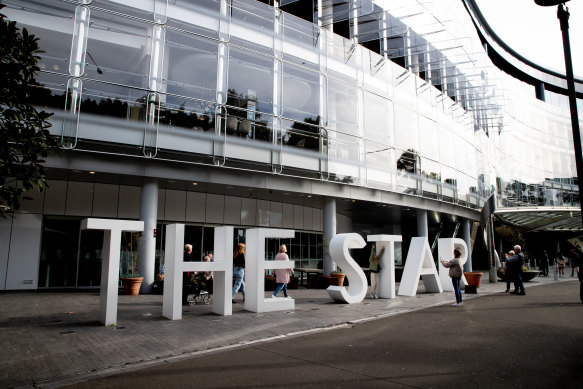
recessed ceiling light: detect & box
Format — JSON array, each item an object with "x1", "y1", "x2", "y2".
[
  {"x1": 89, "y1": 171, "x2": 95, "y2": 175},
  {"x1": 192, "y1": 182, "x2": 198, "y2": 186},
  {"x1": 351, "y1": 199, "x2": 356, "y2": 203},
  {"x1": 307, "y1": 195, "x2": 312, "y2": 198}
]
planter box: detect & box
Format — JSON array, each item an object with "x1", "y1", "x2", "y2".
[
  {"x1": 121, "y1": 277, "x2": 143, "y2": 295},
  {"x1": 464, "y1": 272, "x2": 482, "y2": 288},
  {"x1": 497, "y1": 269, "x2": 540, "y2": 282}
]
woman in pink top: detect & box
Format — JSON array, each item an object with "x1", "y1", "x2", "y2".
[{"x1": 272, "y1": 244, "x2": 294, "y2": 298}]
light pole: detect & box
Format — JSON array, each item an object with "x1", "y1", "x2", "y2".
[{"x1": 535, "y1": 0, "x2": 583, "y2": 224}]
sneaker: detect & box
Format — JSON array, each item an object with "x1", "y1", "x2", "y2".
[
  {"x1": 374, "y1": 294, "x2": 379, "y2": 299},
  {"x1": 232, "y1": 299, "x2": 237, "y2": 304},
  {"x1": 285, "y1": 296, "x2": 292, "y2": 299},
  {"x1": 518, "y1": 291, "x2": 526, "y2": 295},
  {"x1": 271, "y1": 295, "x2": 276, "y2": 298},
  {"x1": 369, "y1": 292, "x2": 375, "y2": 299},
  {"x1": 452, "y1": 302, "x2": 460, "y2": 306},
  {"x1": 459, "y1": 302, "x2": 463, "y2": 306}
]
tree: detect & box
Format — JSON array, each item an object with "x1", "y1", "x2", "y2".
[{"x1": 0, "y1": 5, "x2": 60, "y2": 218}]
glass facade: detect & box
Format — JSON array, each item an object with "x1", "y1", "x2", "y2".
[
  {"x1": 5, "y1": 0, "x2": 579, "y2": 209},
  {"x1": 3, "y1": 0, "x2": 582, "y2": 288}
]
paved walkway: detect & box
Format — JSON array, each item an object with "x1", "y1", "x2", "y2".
[{"x1": 0, "y1": 271, "x2": 577, "y2": 389}]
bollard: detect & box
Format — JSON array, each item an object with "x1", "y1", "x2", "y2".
[{"x1": 554, "y1": 262, "x2": 559, "y2": 281}]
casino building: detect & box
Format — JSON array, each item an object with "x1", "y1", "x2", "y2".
[{"x1": 1, "y1": 0, "x2": 582, "y2": 291}]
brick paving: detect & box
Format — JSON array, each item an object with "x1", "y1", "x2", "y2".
[{"x1": 0, "y1": 271, "x2": 573, "y2": 389}]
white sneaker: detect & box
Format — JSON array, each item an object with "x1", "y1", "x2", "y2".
[
  {"x1": 369, "y1": 292, "x2": 375, "y2": 299},
  {"x1": 374, "y1": 294, "x2": 379, "y2": 299},
  {"x1": 452, "y1": 303, "x2": 460, "y2": 307},
  {"x1": 459, "y1": 302, "x2": 463, "y2": 306},
  {"x1": 271, "y1": 295, "x2": 276, "y2": 298},
  {"x1": 285, "y1": 296, "x2": 292, "y2": 299}
]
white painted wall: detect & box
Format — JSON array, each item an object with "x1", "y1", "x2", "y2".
[{"x1": 4, "y1": 213, "x2": 42, "y2": 290}]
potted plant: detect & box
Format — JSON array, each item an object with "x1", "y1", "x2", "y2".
[
  {"x1": 329, "y1": 270, "x2": 346, "y2": 286},
  {"x1": 120, "y1": 231, "x2": 143, "y2": 295}
]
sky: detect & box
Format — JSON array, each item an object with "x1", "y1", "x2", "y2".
[{"x1": 475, "y1": 0, "x2": 583, "y2": 78}]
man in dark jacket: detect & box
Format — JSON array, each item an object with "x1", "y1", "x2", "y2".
[
  {"x1": 505, "y1": 245, "x2": 525, "y2": 295},
  {"x1": 569, "y1": 249, "x2": 580, "y2": 278},
  {"x1": 539, "y1": 249, "x2": 549, "y2": 277}
]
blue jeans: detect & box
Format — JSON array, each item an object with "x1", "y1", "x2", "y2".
[
  {"x1": 513, "y1": 272, "x2": 525, "y2": 293},
  {"x1": 273, "y1": 283, "x2": 288, "y2": 297},
  {"x1": 452, "y1": 277, "x2": 462, "y2": 304},
  {"x1": 232, "y1": 266, "x2": 245, "y2": 299}
]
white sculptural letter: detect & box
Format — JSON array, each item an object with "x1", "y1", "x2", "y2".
[
  {"x1": 398, "y1": 237, "x2": 443, "y2": 297},
  {"x1": 438, "y1": 238, "x2": 468, "y2": 291},
  {"x1": 367, "y1": 235, "x2": 402, "y2": 299},
  {"x1": 245, "y1": 228, "x2": 295, "y2": 313},
  {"x1": 163, "y1": 224, "x2": 233, "y2": 320},
  {"x1": 327, "y1": 233, "x2": 367, "y2": 303},
  {"x1": 81, "y1": 218, "x2": 144, "y2": 326}
]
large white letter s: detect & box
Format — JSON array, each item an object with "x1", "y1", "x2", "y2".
[{"x1": 327, "y1": 233, "x2": 367, "y2": 303}]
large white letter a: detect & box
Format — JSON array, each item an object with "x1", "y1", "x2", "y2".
[{"x1": 398, "y1": 237, "x2": 443, "y2": 297}]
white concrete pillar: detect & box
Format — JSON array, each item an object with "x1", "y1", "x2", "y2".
[
  {"x1": 323, "y1": 197, "x2": 337, "y2": 276},
  {"x1": 139, "y1": 179, "x2": 158, "y2": 293},
  {"x1": 462, "y1": 219, "x2": 473, "y2": 272},
  {"x1": 416, "y1": 209, "x2": 428, "y2": 237}
]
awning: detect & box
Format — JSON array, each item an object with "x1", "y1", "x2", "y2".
[{"x1": 493, "y1": 207, "x2": 583, "y2": 232}]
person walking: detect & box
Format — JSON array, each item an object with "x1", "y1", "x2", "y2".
[
  {"x1": 506, "y1": 245, "x2": 526, "y2": 295},
  {"x1": 368, "y1": 244, "x2": 385, "y2": 299},
  {"x1": 182, "y1": 244, "x2": 193, "y2": 304},
  {"x1": 556, "y1": 253, "x2": 566, "y2": 277},
  {"x1": 569, "y1": 249, "x2": 580, "y2": 278},
  {"x1": 539, "y1": 249, "x2": 549, "y2": 277},
  {"x1": 232, "y1": 243, "x2": 246, "y2": 304},
  {"x1": 503, "y1": 250, "x2": 515, "y2": 292},
  {"x1": 272, "y1": 244, "x2": 293, "y2": 298},
  {"x1": 440, "y1": 248, "x2": 464, "y2": 307}
]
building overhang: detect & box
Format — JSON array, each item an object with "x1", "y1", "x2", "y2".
[{"x1": 494, "y1": 207, "x2": 583, "y2": 232}]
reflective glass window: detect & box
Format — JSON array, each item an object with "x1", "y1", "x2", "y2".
[
  {"x1": 419, "y1": 116, "x2": 438, "y2": 160},
  {"x1": 282, "y1": 117, "x2": 320, "y2": 151},
  {"x1": 165, "y1": 29, "x2": 218, "y2": 103},
  {"x1": 328, "y1": 133, "x2": 360, "y2": 184},
  {"x1": 159, "y1": 94, "x2": 216, "y2": 132},
  {"x1": 166, "y1": 0, "x2": 220, "y2": 39},
  {"x1": 85, "y1": 9, "x2": 152, "y2": 89},
  {"x1": 328, "y1": 76, "x2": 358, "y2": 136},
  {"x1": 91, "y1": 0, "x2": 155, "y2": 21},
  {"x1": 365, "y1": 141, "x2": 392, "y2": 189},
  {"x1": 437, "y1": 126, "x2": 454, "y2": 172},
  {"x1": 282, "y1": 63, "x2": 319, "y2": 123},
  {"x1": 227, "y1": 47, "x2": 274, "y2": 116},
  {"x1": 3, "y1": 1, "x2": 75, "y2": 108},
  {"x1": 80, "y1": 80, "x2": 146, "y2": 121},
  {"x1": 393, "y1": 103, "x2": 419, "y2": 154},
  {"x1": 230, "y1": 0, "x2": 274, "y2": 54},
  {"x1": 420, "y1": 157, "x2": 440, "y2": 182},
  {"x1": 282, "y1": 10, "x2": 318, "y2": 69},
  {"x1": 3, "y1": 1, "x2": 75, "y2": 77},
  {"x1": 364, "y1": 91, "x2": 389, "y2": 143}
]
